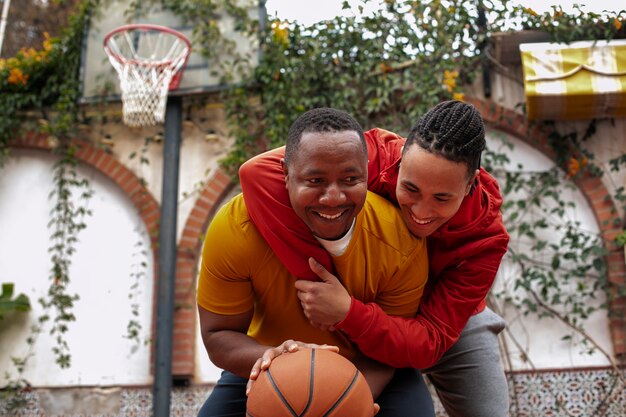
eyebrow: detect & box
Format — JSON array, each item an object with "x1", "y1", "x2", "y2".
[
  {"x1": 301, "y1": 166, "x2": 363, "y2": 176},
  {"x1": 400, "y1": 179, "x2": 455, "y2": 197}
]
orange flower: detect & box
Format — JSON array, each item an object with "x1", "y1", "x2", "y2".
[
  {"x1": 567, "y1": 157, "x2": 588, "y2": 177},
  {"x1": 8, "y1": 67, "x2": 29, "y2": 86},
  {"x1": 614, "y1": 19, "x2": 622, "y2": 31},
  {"x1": 380, "y1": 62, "x2": 393, "y2": 74},
  {"x1": 453, "y1": 92, "x2": 465, "y2": 101}
]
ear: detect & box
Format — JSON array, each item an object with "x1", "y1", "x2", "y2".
[
  {"x1": 280, "y1": 158, "x2": 289, "y2": 185},
  {"x1": 465, "y1": 169, "x2": 480, "y2": 195}
]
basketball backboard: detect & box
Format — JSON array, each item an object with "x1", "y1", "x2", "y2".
[{"x1": 79, "y1": 0, "x2": 265, "y2": 103}]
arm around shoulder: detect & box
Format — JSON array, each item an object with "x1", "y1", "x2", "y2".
[{"x1": 336, "y1": 235, "x2": 509, "y2": 369}]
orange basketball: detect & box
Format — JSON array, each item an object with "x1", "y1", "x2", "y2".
[{"x1": 246, "y1": 348, "x2": 375, "y2": 417}]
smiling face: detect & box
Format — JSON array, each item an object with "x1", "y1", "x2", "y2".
[
  {"x1": 396, "y1": 144, "x2": 478, "y2": 238},
  {"x1": 283, "y1": 130, "x2": 368, "y2": 240}
]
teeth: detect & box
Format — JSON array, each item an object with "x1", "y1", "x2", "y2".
[
  {"x1": 318, "y1": 212, "x2": 343, "y2": 220},
  {"x1": 411, "y1": 213, "x2": 432, "y2": 225}
]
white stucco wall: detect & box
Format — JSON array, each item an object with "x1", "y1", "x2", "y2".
[
  {"x1": 99, "y1": 101, "x2": 234, "y2": 244},
  {"x1": 0, "y1": 150, "x2": 154, "y2": 386},
  {"x1": 487, "y1": 130, "x2": 614, "y2": 370},
  {"x1": 487, "y1": 68, "x2": 626, "y2": 221},
  {"x1": 0, "y1": 108, "x2": 619, "y2": 389}
]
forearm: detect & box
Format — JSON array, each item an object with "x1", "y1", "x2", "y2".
[
  {"x1": 203, "y1": 330, "x2": 271, "y2": 378},
  {"x1": 336, "y1": 299, "x2": 456, "y2": 369},
  {"x1": 352, "y1": 354, "x2": 395, "y2": 400}
]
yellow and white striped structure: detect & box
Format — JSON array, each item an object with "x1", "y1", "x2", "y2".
[{"x1": 520, "y1": 39, "x2": 626, "y2": 121}]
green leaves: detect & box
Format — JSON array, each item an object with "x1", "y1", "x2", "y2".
[
  {"x1": 486, "y1": 132, "x2": 616, "y2": 363},
  {"x1": 222, "y1": 0, "x2": 517, "y2": 171},
  {"x1": 0, "y1": 283, "x2": 31, "y2": 320}
]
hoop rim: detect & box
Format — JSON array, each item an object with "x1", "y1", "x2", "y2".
[
  {"x1": 103, "y1": 23, "x2": 192, "y2": 62},
  {"x1": 103, "y1": 23, "x2": 192, "y2": 91}
]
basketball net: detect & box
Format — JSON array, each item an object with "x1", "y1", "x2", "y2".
[{"x1": 104, "y1": 25, "x2": 191, "y2": 128}]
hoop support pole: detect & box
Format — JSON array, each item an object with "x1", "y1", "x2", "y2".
[{"x1": 153, "y1": 95, "x2": 183, "y2": 417}]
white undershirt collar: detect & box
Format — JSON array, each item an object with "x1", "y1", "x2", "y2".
[{"x1": 315, "y1": 218, "x2": 356, "y2": 257}]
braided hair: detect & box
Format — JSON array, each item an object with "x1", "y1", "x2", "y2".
[
  {"x1": 285, "y1": 108, "x2": 366, "y2": 166},
  {"x1": 404, "y1": 100, "x2": 485, "y2": 178}
]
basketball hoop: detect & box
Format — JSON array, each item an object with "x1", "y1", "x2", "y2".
[{"x1": 103, "y1": 24, "x2": 191, "y2": 127}]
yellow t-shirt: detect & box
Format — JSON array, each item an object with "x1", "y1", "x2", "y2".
[{"x1": 197, "y1": 191, "x2": 427, "y2": 360}]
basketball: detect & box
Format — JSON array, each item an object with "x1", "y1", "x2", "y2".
[{"x1": 246, "y1": 348, "x2": 375, "y2": 417}]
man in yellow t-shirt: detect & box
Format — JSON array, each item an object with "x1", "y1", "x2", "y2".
[{"x1": 196, "y1": 108, "x2": 434, "y2": 417}]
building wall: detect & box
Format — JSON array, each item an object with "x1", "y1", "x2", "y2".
[
  {"x1": 0, "y1": 97, "x2": 233, "y2": 386},
  {"x1": 1, "y1": 90, "x2": 625, "y2": 415},
  {"x1": 0, "y1": 149, "x2": 154, "y2": 385},
  {"x1": 486, "y1": 130, "x2": 613, "y2": 370}
]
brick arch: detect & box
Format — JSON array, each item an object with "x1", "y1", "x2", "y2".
[
  {"x1": 10, "y1": 131, "x2": 163, "y2": 359},
  {"x1": 173, "y1": 99, "x2": 626, "y2": 377},
  {"x1": 469, "y1": 98, "x2": 626, "y2": 358},
  {"x1": 173, "y1": 168, "x2": 234, "y2": 378},
  {"x1": 11, "y1": 132, "x2": 162, "y2": 239}
]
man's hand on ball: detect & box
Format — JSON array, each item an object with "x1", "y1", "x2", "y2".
[{"x1": 246, "y1": 340, "x2": 339, "y2": 395}]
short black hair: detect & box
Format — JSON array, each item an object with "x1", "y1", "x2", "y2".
[
  {"x1": 404, "y1": 100, "x2": 485, "y2": 177},
  {"x1": 285, "y1": 108, "x2": 366, "y2": 166}
]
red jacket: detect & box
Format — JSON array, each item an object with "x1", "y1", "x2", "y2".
[{"x1": 239, "y1": 128, "x2": 509, "y2": 368}]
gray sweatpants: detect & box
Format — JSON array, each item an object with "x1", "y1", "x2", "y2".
[{"x1": 423, "y1": 308, "x2": 509, "y2": 417}]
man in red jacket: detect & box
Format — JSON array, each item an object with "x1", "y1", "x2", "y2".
[{"x1": 240, "y1": 100, "x2": 511, "y2": 417}]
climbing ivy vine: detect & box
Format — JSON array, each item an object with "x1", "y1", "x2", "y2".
[{"x1": 0, "y1": 0, "x2": 625, "y2": 414}]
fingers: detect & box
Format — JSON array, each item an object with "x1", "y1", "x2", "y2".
[
  {"x1": 308, "y1": 257, "x2": 334, "y2": 282},
  {"x1": 373, "y1": 403, "x2": 380, "y2": 415},
  {"x1": 316, "y1": 344, "x2": 339, "y2": 353},
  {"x1": 249, "y1": 357, "x2": 264, "y2": 381},
  {"x1": 294, "y1": 280, "x2": 315, "y2": 292},
  {"x1": 298, "y1": 294, "x2": 333, "y2": 331},
  {"x1": 248, "y1": 340, "x2": 340, "y2": 393},
  {"x1": 245, "y1": 370, "x2": 257, "y2": 396},
  {"x1": 308, "y1": 321, "x2": 336, "y2": 332}
]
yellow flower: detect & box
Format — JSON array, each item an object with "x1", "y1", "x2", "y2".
[
  {"x1": 8, "y1": 67, "x2": 29, "y2": 86},
  {"x1": 446, "y1": 70, "x2": 458, "y2": 78},
  {"x1": 0, "y1": 59, "x2": 5, "y2": 70},
  {"x1": 271, "y1": 21, "x2": 289, "y2": 47},
  {"x1": 524, "y1": 7, "x2": 538, "y2": 17},
  {"x1": 20, "y1": 47, "x2": 38, "y2": 60},
  {"x1": 453, "y1": 92, "x2": 465, "y2": 101},
  {"x1": 7, "y1": 57, "x2": 19, "y2": 69},
  {"x1": 614, "y1": 19, "x2": 622, "y2": 31},
  {"x1": 442, "y1": 69, "x2": 458, "y2": 92},
  {"x1": 43, "y1": 32, "x2": 53, "y2": 52}
]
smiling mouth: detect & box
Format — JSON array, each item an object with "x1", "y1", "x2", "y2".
[
  {"x1": 410, "y1": 212, "x2": 434, "y2": 225},
  {"x1": 315, "y1": 210, "x2": 346, "y2": 220}
]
